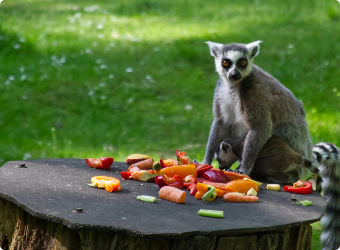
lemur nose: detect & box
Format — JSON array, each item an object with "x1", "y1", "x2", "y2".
[{"x1": 229, "y1": 70, "x2": 241, "y2": 81}]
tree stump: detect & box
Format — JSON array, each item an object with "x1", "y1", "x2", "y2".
[{"x1": 0, "y1": 198, "x2": 312, "y2": 250}]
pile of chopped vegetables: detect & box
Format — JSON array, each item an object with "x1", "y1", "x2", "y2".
[{"x1": 85, "y1": 151, "x2": 314, "y2": 217}]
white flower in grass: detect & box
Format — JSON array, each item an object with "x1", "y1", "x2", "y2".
[
  {"x1": 185, "y1": 104, "x2": 193, "y2": 111},
  {"x1": 23, "y1": 153, "x2": 31, "y2": 160},
  {"x1": 97, "y1": 23, "x2": 104, "y2": 29},
  {"x1": 108, "y1": 74, "x2": 114, "y2": 79},
  {"x1": 126, "y1": 67, "x2": 133, "y2": 73},
  {"x1": 0, "y1": 0, "x2": 4, "y2": 4},
  {"x1": 85, "y1": 48, "x2": 91, "y2": 54},
  {"x1": 20, "y1": 74, "x2": 26, "y2": 81}
]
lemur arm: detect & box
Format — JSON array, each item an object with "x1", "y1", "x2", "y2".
[{"x1": 238, "y1": 88, "x2": 273, "y2": 175}]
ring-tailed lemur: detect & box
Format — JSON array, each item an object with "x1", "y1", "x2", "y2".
[
  {"x1": 203, "y1": 40, "x2": 316, "y2": 180},
  {"x1": 202, "y1": 40, "x2": 340, "y2": 250}
]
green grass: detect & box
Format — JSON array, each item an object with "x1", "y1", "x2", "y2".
[{"x1": 1, "y1": 0, "x2": 340, "y2": 248}]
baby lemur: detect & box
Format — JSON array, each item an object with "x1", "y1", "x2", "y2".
[
  {"x1": 202, "y1": 41, "x2": 317, "y2": 180},
  {"x1": 215, "y1": 136, "x2": 322, "y2": 191}
]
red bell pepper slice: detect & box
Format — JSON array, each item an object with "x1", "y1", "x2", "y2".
[
  {"x1": 183, "y1": 175, "x2": 196, "y2": 187},
  {"x1": 284, "y1": 180, "x2": 313, "y2": 194},
  {"x1": 196, "y1": 164, "x2": 213, "y2": 177},
  {"x1": 85, "y1": 157, "x2": 113, "y2": 169},
  {"x1": 187, "y1": 183, "x2": 198, "y2": 196},
  {"x1": 121, "y1": 171, "x2": 133, "y2": 180},
  {"x1": 155, "y1": 174, "x2": 184, "y2": 189}
]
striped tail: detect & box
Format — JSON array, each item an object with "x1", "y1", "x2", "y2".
[{"x1": 313, "y1": 142, "x2": 340, "y2": 250}]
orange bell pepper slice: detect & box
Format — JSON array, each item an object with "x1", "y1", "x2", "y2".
[
  {"x1": 160, "y1": 164, "x2": 197, "y2": 179},
  {"x1": 91, "y1": 176, "x2": 121, "y2": 192},
  {"x1": 225, "y1": 179, "x2": 259, "y2": 193}
]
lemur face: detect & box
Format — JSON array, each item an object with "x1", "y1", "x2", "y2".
[{"x1": 206, "y1": 41, "x2": 262, "y2": 83}]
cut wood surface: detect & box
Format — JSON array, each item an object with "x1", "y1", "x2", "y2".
[{"x1": 0, "y1": 197, "x2": 312, "y2": 250}]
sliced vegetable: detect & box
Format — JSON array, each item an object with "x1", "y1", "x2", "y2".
[
  {"x1": 202, "y1": 186, "x2": 217, "y2": 201},
  {"x1": 176, "y1": 150, "x2": 191, "y2": 165},
  {"x1": 198, "y1": 209, "x2": 224, "y2": 218},
  {"x1": 246, "y1": 188, "x2": 257, "y2": 196},
  {"x1": 225, "y1": 179, "x2": 259, "y2": 193},
  {"x1": 160, "y1": 159, "x2": 174, "y2": 168},
  {"x1": 202, "y1": 181, "x2": 238, "y2": 193},
  {"x1": 160, "y1": 164, "x2": 197, "y2": 179},
  {"x1": 159, "y1": 186, "x2": 186, "y2": 203},
  {"x1": 187, "y1": 183, "x2": 198, "y2": 196},
  {"x1": 223, "y1": 171, "x2": 250, "y2": 181},
  {"x1": 132, "y1": 170, "x2": 159, "y2": 182},
  {"x1": 155, "y1": 175, "x2": 184, "y2": 189},
  {"x1": 126, "y1": 154, "x2": 151, "y2": 165},
  {"x1": 194, "y1": 183, "x2": 223, "y2": 200},
  {"x1": 284, "y1": 180, "x2": 312, "y2": 194},
  {"x1": 201, "y1": 170, "x2": 230, "y2": 183},
  {"x1": 128, "y1": 158, "x2": 153, "y2": 171},
  {"x1": 243, "y1": 178, "x2": 263, "y2": 187},
  {"x1": 299, "y1": 200, "x2": 313, "y2": 206},
  {"x1": 153, "y1": 161, "x2": 161, "y2": 173},
  {"x1": 121, "y1": 171, "x2": 133, "y2": 180},
  {"x1": 224, "y1": 193, "x2": 259, "y2": 203},
  {"x1": 183, "y1": 175, "x2": 196, "y2": 187},
  {"x1": 196, "y1": 164, "x2": 213, "y2": 177},
  {"x1": 266, "y1": 184, "x2": 281, "y2": 191},
  {"x1": 90, "y1": 176, "x2": 121, "y2": 192},
  {"x1": 85, "y1": 157, "x2": 113, "y2": 169},
  {"x1": 136, "y1": 195, "x2": 157, "y2": 203}
]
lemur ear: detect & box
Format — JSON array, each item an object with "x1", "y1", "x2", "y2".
[
  {"x1": 246, "y1": 40, "x2": 262, "y2": 58},
  {"x1": 205, "y1": 41, "x2": 223, "y2": 58}
]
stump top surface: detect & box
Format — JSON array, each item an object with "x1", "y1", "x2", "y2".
[{"x1": 0, "y1": 159, "x2": 326, "y2": 238}]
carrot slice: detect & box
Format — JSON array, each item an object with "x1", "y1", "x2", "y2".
[
  {"x1": 159, "y1": 186, "x2": 186, "y2": 203},
  {"x1": 128, "y1": 158, "x2": 153, "y2": 171},
  {"x1": 224, "y1": 171, "x2": 250, "y2": 181},
  {"x1": 224, "y1": 193, "x2": 259, "y2": 203}
]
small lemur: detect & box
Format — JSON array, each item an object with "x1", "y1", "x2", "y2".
[
  {"x1": 202, "y1": 41, "x2": 340, "y2": 250},
  {"x1": 214, "y1": 136, "x2": 322, "y2": 190}
]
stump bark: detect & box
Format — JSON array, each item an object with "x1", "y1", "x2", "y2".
[{"x1": 0, "y1": 198, "x2": 312, "y2": 250}]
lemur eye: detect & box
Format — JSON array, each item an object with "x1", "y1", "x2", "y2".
[
  {"x1": 241, "y1": 60, "x2": 247, "y2": 66},
  {"x1": 222, "y1": 60, "x2": 229, "y2": 67}
]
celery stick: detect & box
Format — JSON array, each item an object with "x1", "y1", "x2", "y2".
[
  {"x1": 136, "y1": 195, "x2": 157, "y2": 203},
  {"x1": 300, "y1": 200, "x2": 313, "y2": 206},
  {"x1": 198, "y1": 209, "x2": 224, "y2": 218}
]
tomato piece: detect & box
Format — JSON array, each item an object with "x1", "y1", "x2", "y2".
[
  {"x1": 183, "y1": 175, "x2": 196, "y2": 187},
  {"x1": 85, "y1": 157, "x2": 113, "y2": 169}
]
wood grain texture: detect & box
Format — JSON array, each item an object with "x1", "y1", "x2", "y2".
[{"x1": 0, "y1": 198, "x2": 312, "y2": 250}]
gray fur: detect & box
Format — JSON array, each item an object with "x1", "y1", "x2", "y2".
[
  {"x1": 215, "y1": 136, "x2": 320, "y2": 185},
  {"x1": 203, "y1": 41, "x2": 316, "y2": 179}
]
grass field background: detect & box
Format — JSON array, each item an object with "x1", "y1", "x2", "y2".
[{"x1": 1, "y1": 0, "x2": 339, "y2": 248}]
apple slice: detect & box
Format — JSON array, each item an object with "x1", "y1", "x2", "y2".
[{"x1": 126, "y1": 154, "x2": 151, "y2": 165}]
